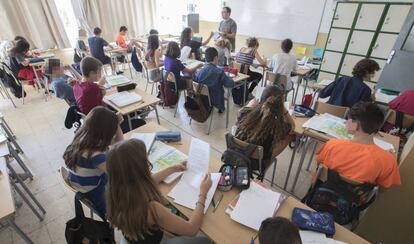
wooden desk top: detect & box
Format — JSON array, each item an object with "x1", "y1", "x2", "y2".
[
  {"x1": 103, "y1": 87, "x2": 160, "y2": 115},
  {"x1": 0, "y1": 157, "x2": 15, "y2": 222},
  {"x1": 125, "y1": 122, "x2": 370, "y2": 244},
  {"x1": 233, "y1": 73, "x2": 250, "y2": 83},
  {"x1": 293, "y1": 67, "x2": 312, "y2": 76},
  {"x1": 292, "y1": 116, "x2": 400, "y2": 158}
]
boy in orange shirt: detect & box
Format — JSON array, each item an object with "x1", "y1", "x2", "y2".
[
  {"x1": 317, "y1": 102, "x2": 401, "y2": 188},
  {"x1": 115, "y1": 26, "x2": 142, "y2": 51}
]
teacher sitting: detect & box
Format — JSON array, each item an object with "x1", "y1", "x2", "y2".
[{"x1": 219, "y1": 6, "x2": 237, "y2": 52}]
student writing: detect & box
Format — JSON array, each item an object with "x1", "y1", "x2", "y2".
[{"x1": 107, "y1": 139, "x2": 212, "y2": 244}]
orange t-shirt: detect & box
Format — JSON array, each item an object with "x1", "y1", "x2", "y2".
[
  {"x1": 316, "y1": 139, "x2": 401, "y2": 188},
  {"x1": 115, "y1": 34, "x2": 127, "y2": 48}
]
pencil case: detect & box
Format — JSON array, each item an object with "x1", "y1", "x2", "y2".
[
  {"x1": 155, "y1": 131, "x2": 181, "y2": 142},
  {"x1": 117, "y1": 83, "x2": 136, "y2": 92},
  {"x1": 292, "y1": 208, "x2": 335, "y2": 236}
]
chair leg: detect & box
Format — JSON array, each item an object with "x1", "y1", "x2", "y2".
[
  {"x1": 207, "y1": 110, "x2": 214, "y2": 135},
  {"x1": 306, "y1": 141, "x2": 319, "y2": 171},
  {"x1": 151, "y1": 83, "x2": 155, "y2": 95},
  {"x1": 271, "y1": 158, "x2": 278, "y2": 187},
  {"x1": 174, "y1": 91, "x2": 181, "y2": 117}
]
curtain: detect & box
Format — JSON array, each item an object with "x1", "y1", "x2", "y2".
[
  {"x1": 71, "y1": 0, "x2": 156, "y2": 41},
  {"x1": 0, "y1": 0, "x2": 70, "y2": 48}
]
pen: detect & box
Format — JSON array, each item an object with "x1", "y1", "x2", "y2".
[{"x1": 213, "y1": 193, "x2": 224, "y2": 213}]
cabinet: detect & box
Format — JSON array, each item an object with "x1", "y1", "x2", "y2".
[{"x1": 318, "y1": 2, "x2": 411, "y2": 84}]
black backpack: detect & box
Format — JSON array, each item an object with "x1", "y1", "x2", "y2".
[
  {"x1": 65, "y1": 196, "x2": 115, "y2": 244},
  {"x1": 131, "y1": 47, "x2": 143, "y2": 73},
  {"x1": 232, "y1": 85, "x2": 248, "y2": 106},
  {"x1": 184, "y1": 83, "x2": 212, "y2": 123},
  {"x1": 221, "y1": 133, "x2": 256, "y2": 178},
  {"x1": 0, "y1": 62, "x2": 26, "y2": 98},
  {"x1": 302, "y1": 169, "x2": 376, "y2": 225}
]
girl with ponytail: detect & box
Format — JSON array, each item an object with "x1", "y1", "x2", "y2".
[{"x1": 235, "y1": 85, "x2": 294, "y2": 170}]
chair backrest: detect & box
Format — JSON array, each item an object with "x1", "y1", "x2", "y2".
[
  {"x1": 60, "y1": 166, "x2": 76, "y2": 193},
  {"x1": 232, "y1": 62, "x2": 248, "y2": 74},
  {"x1": 385, "y1": 109, "x2": 414, "y2": 129},
  {"x1": 192, "y1": 81, "x2": 209, "y2": 97},
  {"x1": 265, "y1": 72, "x2": 287, "y2": 89},
  {"x1": 162, "y1": 69, "x2": 177, "y2": 84},
  {"x1": 400, "y1": 132, "x2": 414, "y2": 166},
  {"x1": 315, "y1": 101, "x2": 349, "y2": 118},
  {"x1": 313, "y1": 48, "x2": 324, "y2": 59},
  {"x1": 295, "y1": 46, "x2": 307, "y2": 57}
]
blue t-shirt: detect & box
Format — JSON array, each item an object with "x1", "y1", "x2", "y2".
[
  {"x1": 193, "y1": 63, "x2": 234, "y2": 110},
  {"x1": 319, "y1": 76, "x2": 372, "y2": 107},
  {"x1": 88, "y1": 36, "x2": 109, "y2": 63},
  {"x1": 51, "y1": 75, "x2": 75, "y2": 104},
  {"x1": 163, "y1": 56, "x2": 186, "y2": 90}
]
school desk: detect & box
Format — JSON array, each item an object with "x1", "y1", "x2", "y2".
[
  {"x1": 105, "y1": 47, "x2": 134, "y2": 79},
  {"x1": 103, "y1": 87, "x2": 161, "y2": 130},
  {"x1": 28, "y1": 60, "x2": 51, "y2": 101},
  {"x1": 292, "y1": 65, "x2": 321, "y2": 105},
  {"x1": 284, "y1": 116, "x2": 400, "y2": 193},
  {"x1": 125, "y1": 122, "x2": 370, "y2": 244}
]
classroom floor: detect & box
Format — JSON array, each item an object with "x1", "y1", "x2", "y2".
[{"x1": 0, "y1": 68, "x2": 316, "y2": 243}]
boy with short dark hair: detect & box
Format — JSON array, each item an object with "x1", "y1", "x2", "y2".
[
  {"x1": 269, "y1": 38, "x2": 297, "y2": 85},
  {"x1": 73, "y1": 56, "x2": 106, "y2": 115},
  {"x1": 257, "y1": 217, "x2": 302, "y2": 244},
  {"x1": 317, "y1": 102, "x2": 401, "y2": 188},
  {"x1": 193, "y1": 47, "x2": 234, "y2": 113}
]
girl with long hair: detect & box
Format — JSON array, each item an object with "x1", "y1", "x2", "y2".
[
  {"x1": 235, "y1": 85, "x2": 294, "y2": 170},
  {"x1": 63, "y1": 106, "x2": 123, "y2": 215},
  {"x1": 180, "y1": 27, "x2": 213, "y2": 60},
  {"x1": 107, "y1": 139, "x2": 212, "y2": 244},
  {"x1": 145, "y1": 34, "x2": 162, "y2": 69}
]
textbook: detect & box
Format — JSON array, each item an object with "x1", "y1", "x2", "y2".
[
  {"x1": 105, "y1": 91, "x2": 142, "y2": 107},
  {"x1": 106, "y1": 75, "x2": 131, "y2": 87},
  {"x1": 148, "y1": 141, "x2": 188, "y2": 184},
  {"x1": 131, "y1": 133, "x2": 156, "y2": 152},
  {"x1": 303, "y1": 113, "x2": 352, "y2": 139}
]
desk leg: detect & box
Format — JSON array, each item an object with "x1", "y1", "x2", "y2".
[
  {"x1": 243, "y1": 81, "x2": 247, "y2": 106},
  {"x1": 261, "y1": 67, "x2": 266, "y2": 87},
  {"x1": 8, "y1": 143, "x2": 32, "y2": 179},
  {"x1": 226, "y1": 88, "x2": 230, "y2": 128},
  {"x1": 32, "y1": 67, "x2": 47, "y2": 101},
  {"x1": 126, "y1": 55, "x2": 133, "y2": 80},
  {"x1": 154, "y1": 104, "x2": 161, "y2": 125},
  {"x1": 302, "y1": 78, "x2": 309, "y2": 102},
  {"x1": 127, "y1": 114, "x2": 132, "y2": 131},
  {"x1": 284, "y1": 135, "x2": 300, "y2": 190},
  {"x1": 290, "y1": 139, "x2": 311, "y2": 193},
  {"x1": 8, "y1": 220, "x2": 33, "y2": 244}
]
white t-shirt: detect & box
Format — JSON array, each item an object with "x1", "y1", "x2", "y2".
[{"x1": 269, "y1": 53, "x2": 298, "y2": 81}]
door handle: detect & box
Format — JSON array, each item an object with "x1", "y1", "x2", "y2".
[
  {"x1": 373, "y1": 43, "x2": 379, "y2": 49},
  {"x1": 387, "y1": 50, "x2": 396, "y2": 64}
]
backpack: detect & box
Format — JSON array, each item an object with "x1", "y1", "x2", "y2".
[
  {"x1": 0, "y1": 62, "x2": 26, "y2": 98},
  {"x1": 232, "y1": 85, "x2": 248, "y2": 106},
  {"x1": 65, "y1": 196, "x2": 115, "y2": 244},
  {"x1": 159, "y1": 72, "x2": 178, "y2": 106},
  {"x1": 302, "y1": 169, "x2": 376, "y2": 225},
  {"x1": 131, "y1": 47, "x2": 143, "y2": 73},
  {"x1": 221, "y1": 133, "x2": 256, "y2": 178},
  {"x1": 184, "y1": 83, "x2": 212, "y2": 123}
]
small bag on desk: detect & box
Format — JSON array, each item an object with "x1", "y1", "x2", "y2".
[
  {"x1": 155, "y1": 130, "x2": 181, "y2": 142},
  {"x1": 117, "y1": 83, "x2": 136, "y2": 92},
  {"x1": 292, "y1": 208, "x2": 335, "y2": 236}
]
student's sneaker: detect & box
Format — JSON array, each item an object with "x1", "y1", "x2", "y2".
[{"x1": 218, "y1": 109, "x2": 224, "y2": 114}]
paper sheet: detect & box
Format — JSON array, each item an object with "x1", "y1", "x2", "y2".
[
  {"x1": 106, "y1": 75, "x2": 131, "y2": 86},
  {"x1": 374, "y1": 138, "x2": 395, "y2": 152},
  {"x1": 187, "y1": 138, "x2": 210, "y2": 173},
  {"x1": 300, "y1": 230, "x2": 347, "y2": 244},
  {"x1": 131, "y1": 133, "x2": 156, "y2": 152},
  {"x1": 230, "y1": 181, "x2": 281, "y2": 230}
]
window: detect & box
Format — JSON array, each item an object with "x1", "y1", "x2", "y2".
[{"x1": 54, "y1": 0, "x2": 78, "y2": 47}]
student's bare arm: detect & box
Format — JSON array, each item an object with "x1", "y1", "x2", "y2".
[
  {"x1": 152, "y1": 162, "x2": 186, "y2": 184},
  {"x1": 255, "y1": 52, "x2": 267, "y2": 66}
]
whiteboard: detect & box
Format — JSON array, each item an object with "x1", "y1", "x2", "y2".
[{"x1": 225, "y1": 0, "x2": 327, "y2": 45}]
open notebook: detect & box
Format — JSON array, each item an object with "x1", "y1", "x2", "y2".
[
  {"x1": 106, "y1": 91, "x2": 142, "y2": 107},
  {"x1": 106, "y1": 75, "x2": 131, "y2": 87}
]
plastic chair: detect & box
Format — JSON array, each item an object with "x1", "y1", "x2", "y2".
[
  {"x1": 225, "y1": 133, "x2": 278, "y2": 185},
  {"x1": 142, "y1": 61, "x2": 161, "y2": 95},
  {"x1": 314, "y1": 101, "x2": 349, "y2": 118},
  {"x1": 295, "y1": 46, "x2": 307, "y2": 57},
  {"x1": 189, "y1": 82, "x2": 214, "y2": 135},
  {"x1": 59, "y1": 166, "x2": 104, "y2": 220},
  {"x1": 384, "y1": 109, "x2": 414, "y2": 129}
]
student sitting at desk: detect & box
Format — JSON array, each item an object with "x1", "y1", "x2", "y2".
[
  {"x1": 164, "y1": 42, "x2": 203, "y2": 90},
  {"x1": 257, "y1": 217, "x2": 302, "y2": 244},
  {"x1": 214, "y1": 38, "x2": 231, "y2": 66},
  {"x1": 107, "y1": 139, "x2": 212, "y2": 244},
  {"x1": 89, "y1": 27, "x2": 123, "y2": 75},
  {"x1": 235, "y1": 85, "x2": 294, "y2": 171},
  {"x1": 115, "y1": 26, "x2": 142, "y2": 51},
  {"x1": 194, "y1": 47, "x2": 234, "y2": 113},
  {"x1": 317, "y1": 102, "x2": 401, "y2": 188},
  {"x1": 9, "y1": 38, "x2": 45, "y2": 86},
  {"x1": 389, "y1": 89, "x2": 414, "y2": 116},
  {"x1": 73, "y1": 56, "x2": 145, "y2": 133},
  {"x1": 63, "y1": 106, "x2": 124, "y2": 216},
  {"x1": 269, "y1": 39, "x2": 298, "y2": 90},
  {"x1": 145, "y1": 34, "x2": 163, "y2": 81},
  {"x1": 44, "y1": 58, "x2": 76, "y2": 105},
  {"x1": 235, "y1": 37, "x2": 267, "y2": 96},
  {"x1": 319, "y1": 59, "x2": 379, "y2": 107},
  {"x1": 180, "y1": 27, "x2": 213, "y2": 61}
]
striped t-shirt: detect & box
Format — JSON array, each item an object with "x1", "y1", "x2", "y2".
[
  {"x1": 236, "y1": 48, "x2": 256, "y2": 66},
  {"x1": 68, "y1": 153, "x2": 107, "y2": 193}
]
